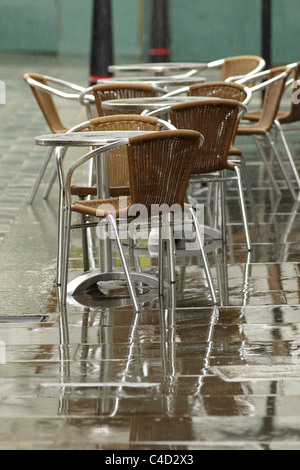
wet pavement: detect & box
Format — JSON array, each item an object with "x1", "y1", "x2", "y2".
[{"x1": 1, "y1": 53, "x2": 300, "y2": 450}]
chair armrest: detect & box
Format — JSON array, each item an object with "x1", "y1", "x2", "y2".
[
  {"x1": 141, "y1": 106, "x2": 172, "y2": 117},
  {"x1": 250, "y1": 71, "x2": 288, "y2": 93},
  {"x1": 43, "y1": 75, "x2": 86, "y2": 93},
  {"x1": 27, "y1": 77, "x2": 82, "y2": 100},
  {"x1": 156, "y1": 118, "x2": 177, "y2": 130},
  {"x1": 162, "y1": 86, "x2": 189, "y2": 98},
  {"x1": 79, "y1": 86, "x2": 96, "y2": 105}
]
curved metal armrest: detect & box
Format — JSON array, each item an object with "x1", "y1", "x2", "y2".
[
  {"x1": 238, "y1": 102, "x2": 248, "y2": 120},
  {"x1": 153, "y1": 85, "x2": 169, "y2": 95},
  {"x1": 141, "y1": 106, "x2": 172, "y2": 117},
  {"x1": 156, "y1": 118, "x2": 177, "y2": 130},
  {"x1": 207, "y1": 59, "x2": 224, "y2": 69},
  {"x1": 162, "y1": 86, "x2": 189, "y2": 98},
  {"x1": 27, "y1": 77, "x2": 83, "y2": 101},
  {"x1": 67, "y1": 121, "x2": 91, "y2": 133},
  {"x1": 171, "y1": 68, "x2": 207, "y2": 78},
  {"x1": 235, "y1": 69, "x2": 270, "y2": 85}
]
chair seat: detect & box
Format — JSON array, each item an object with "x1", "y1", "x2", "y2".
[
  {"x1": 237, "y1": 122, "x2": 267, "y2": 135},
  {"x1": 228, "y1": 146, "x2": 242, "y2": 156},
  {"x1": 72, "y1": 196, "x2": 131, "y2": 218}
]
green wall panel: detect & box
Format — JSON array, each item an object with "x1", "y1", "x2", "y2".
[
  {"x1": 169, "y1": 0, "x2": 261, "y2": 62},
  {"x1": 58, "y1": 0, "x2": 93, "y2": 55},
  {"x1": 0, "y1": 0, "x2": 299, "y2": 65},
  {"x1": 0, "y1": 0, "x2": 57, "y2": 52}
]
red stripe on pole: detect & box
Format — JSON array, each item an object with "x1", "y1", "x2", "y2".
[
  {"x1": 89, "y1": 75, "x2": 113, "y2": 83},
  {"x1": 150, "y1": 48, "x2": 170, "y2": 56}
]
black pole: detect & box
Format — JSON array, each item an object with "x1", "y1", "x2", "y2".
[
  {"x1": 261, "y1": 0, "x2": 272, "y2": 69},
  {"x1": 150, "y1": 0, "x2": 170, "y2": 63},
  {"x1": 90, "y1": 0, "x2": 113, "y2": 85}
]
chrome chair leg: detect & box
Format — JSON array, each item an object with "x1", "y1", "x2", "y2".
[
  {"x1": 189, "y1": 207, "x2": 218, "y2": 305},
  {"x1": 107, "y1": 214, "x2": 140, "y2": 313},
  {"x1": 254, "y1": 136, "x2": 282, "y2": 197},
  {"x1": 27, "y1": 146, "x2": 54, "y2": 204},
  {"x1": 234, "y1": 165, "x2": 251, "y2": 251}
]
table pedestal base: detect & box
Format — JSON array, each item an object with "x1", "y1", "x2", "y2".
[{"x1": 67, "y1": 270, "x2": 160, "y2": 297}]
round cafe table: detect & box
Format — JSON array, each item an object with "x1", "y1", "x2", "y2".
[
  {"x1": 108, "y1": 62, "x2": 207, "y2": 76},
  {"x1": 97, "y1": 75, "x2": 206, "y2": 90}
]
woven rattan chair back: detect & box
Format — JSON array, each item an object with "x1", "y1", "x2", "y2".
[
  {"x1": 127, "y1": 130, "x2": 200, "y2": 209},
  {"x1": 188, "y1": 81, "x2": 248, "y2": 103},
  {"x1": 91, "y1": 83, "x2": 156, "y2": 116},
  {"x1": 220, "y1": 55, "x2": 265, "y2": 81},
  {"x1": 92, "y1": 115, "x2": 163, "y2": 196},
  {"x1": 23, "y1": 73, "x2": 68, "y2": 134},
  {"x1": 255, "y1": 66, "x2": 291, "y2": 132},
  {"x1": 170, "y1": 99, "x2": 239, "y2": 174},
  {"x1": 278, "y1": 62, "x2": 300, "y2": 124}
]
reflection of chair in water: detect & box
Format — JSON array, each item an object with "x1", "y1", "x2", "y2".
[{"x1": 60, "y1": 130, "x2": 218, "y2": 311}]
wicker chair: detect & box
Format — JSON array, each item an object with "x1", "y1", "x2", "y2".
[
  {"x1": 60, "y1": 130, "x2": 217, "y2": 311},
  {"x1": 207, "y1": 55, "x2": 266, "y2": 82},
  {"x1": 170, "y1": 98, "x2": 251, "y2": 251},
  {"x1": 56, "y1": 114, "x2": 176, "y2": 286},
  {"x1": 236, "y1": 66, "x2": 298, "y2": 199},
  {"x1": 79, "y1": 82, "x2": 166, "y2": 117},
  {"x1": 187, "y1": 81, "x2": 257, "y2": 226},
  {"x1": 23, "y1": 73, "x2": 88, "y2": 204}
]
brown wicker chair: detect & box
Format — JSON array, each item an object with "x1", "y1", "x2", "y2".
[
  {"x1": 79, "y1": 82, "x2": 166, "y2": 117},
  {"x1": 56, "y1": 114, "x2": 176, "y2": 285},
  {"x1": 236, "y1": 66, "x2": 298, "y2": 199},
  {"x1": 23, "y1": 72, "x2": 87, "y2": 204},
  {"x1": 170, "y1": 98, "x2": 251, "y2": 251},
  {"x1": 60, "y1": 130, "x2": 217, "y2": 310},
  {"x1": 277, "y1": 62, "x2": 300, "y2": 125},
  {"x1": 187, "y1": 81, "x2": 257, "y2": 226},
  {"x1": 69, "y1": 114, "x2": 175, "y2": 198},
  {"x1": 207, "y1": 55, "x2": 265, "y2": 82}
]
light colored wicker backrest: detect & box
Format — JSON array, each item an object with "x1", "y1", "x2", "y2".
[
  {"x1": 258, "y1": 66, "x2": 292, "y2": 131},
  {"x1": 23, "y1": 73, "x2": 68, "y2": 134},
  {"x1": 92, "y1": 83, "x2": 156, "y2": 116},
  {"x1": 220, "y1": 55, "x2": 263, "y2": 81},
  {"x1": 170, "y1": 99, "x2": 239, "y2": 174},
  {"x1": 127, "y1": 130, "x2": 201, "y2": 209},
  {"x1": 279, "y1": 62, "x2": 300, "y2": 124}
]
